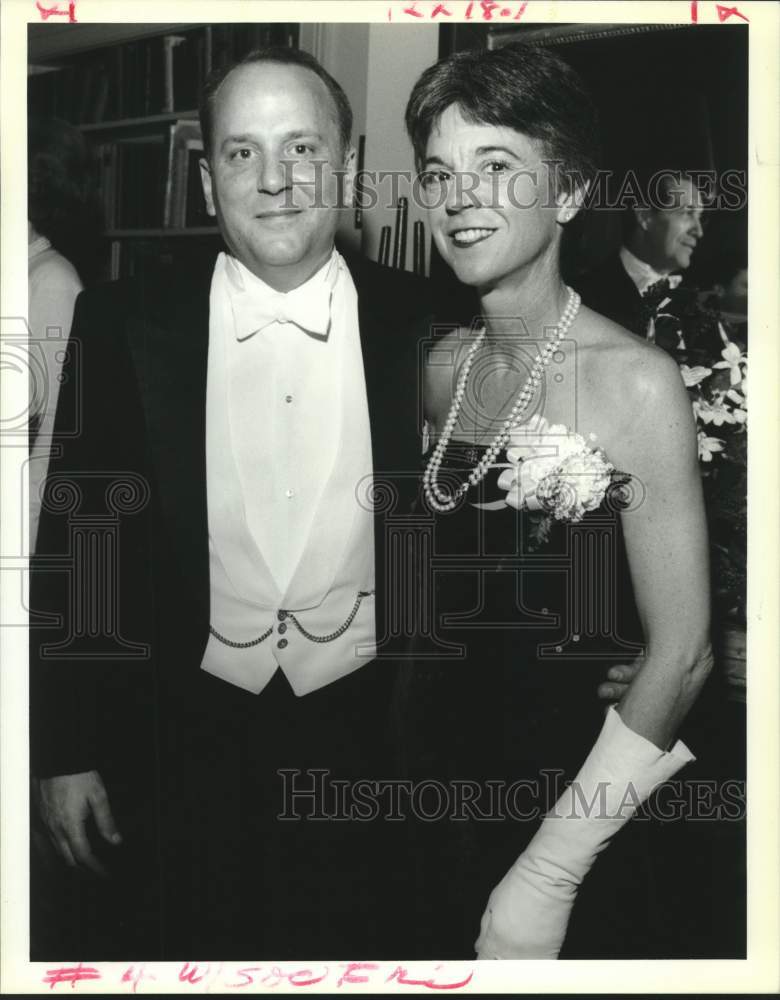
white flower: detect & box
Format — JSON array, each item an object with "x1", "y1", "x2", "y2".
[
  {"x1": 537, "y1": 449, "x2": 614, "y2": 521},
  {"x1": 680, "y1": 364, "x2": 712, "y2": 388},
  {"x1": 498, "y1": 415, "x2": 614, "y2": 520},
  {"x1": 500, "y1": 415, "x2": 587, "y2": 511},
  {"x1": 724, "y1": 388, "x2": 747, "y2": 424},
  {"x1": 694, "y1": 398, "x2": 737, "y2": 427},
  {"x1": 698, "y1": 432, "x2": 725, "y2": 462},
  {"x1": 713, "y1": 341, "x2": 746, "y2": 387}
]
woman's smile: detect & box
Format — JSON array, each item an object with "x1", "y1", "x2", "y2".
[{"x1": 449, "y1": 226, "x2": 498, "y2": 247}]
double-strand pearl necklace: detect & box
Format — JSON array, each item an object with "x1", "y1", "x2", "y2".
[{"x1": 423, "y1": 287, "x2": 581, "y2": 513}]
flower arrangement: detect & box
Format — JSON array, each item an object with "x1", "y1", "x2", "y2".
[
  {"x1": 642, "y1": 282, "x2": 748, "y2": 624},
  {"x1": 495, "y1": 414, "x2": 627, "y2": 548}
]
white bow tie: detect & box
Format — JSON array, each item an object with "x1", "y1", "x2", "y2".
[{"x1": 231, "y1": 281, "x2": 333, "y2": 342}]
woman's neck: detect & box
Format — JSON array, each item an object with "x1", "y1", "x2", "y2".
[{"x1": 478, "y1": 267, "x2": 572, "y2": 343}]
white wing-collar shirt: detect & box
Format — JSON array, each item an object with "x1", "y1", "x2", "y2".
[
  {"x1": 619, "y1": 245, "x2": 682, "y2": 296},
  {"x1": 201, "y1": 249, "x2": 377, "y2": 695}
]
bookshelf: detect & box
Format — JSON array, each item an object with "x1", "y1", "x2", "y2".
[{"x1": 28, "y1": 23, "x2": 300, "y2": 279}]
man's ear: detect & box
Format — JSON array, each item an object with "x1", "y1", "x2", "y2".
[
  {"x1": 339, "y1": 146, "x2": 357, "y2": 209},
  {"x1": 633, "y1": 206, "x2": 651, "y2": 232},
  {"x1": 199, "y1": 157, "x2": 216, "y2": 217},
  {"x1": 555, "y1": 181, "x2": 589, "y2": 225}
]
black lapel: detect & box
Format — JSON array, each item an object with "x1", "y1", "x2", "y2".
[
  {"x1": 350, "y1": 255, "x2": 428, "y2": 485},
  {"x1": 125, "y1": 254, "x2": 216, "y2": 628}
]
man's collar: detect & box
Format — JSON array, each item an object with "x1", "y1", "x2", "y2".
[
  {"x1": 224, "y1": 249, "x2": 339, "y2": 300},
  {"x1": 619, "y1": 245, "x2": 681, "y2": 296},
  {"x1": 222, "y1": 249, "x2": 341, "y2": 342}
]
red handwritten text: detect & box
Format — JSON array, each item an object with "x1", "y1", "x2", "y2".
[
  {"x1": 42, "y1": 961, "x2": 475, "y2": 992},
  {"x1": 691, "y1": 0, "x2": 749, "y2": 21},
  {"x1": 120, "y1": 965, "x2": 156, "y2": 993},
  {"x1": 178, "y1": 962, "x2": 211, "y2": 984},
  {"x1": 336, "y1": 962, "x2": 381, "y2": 986},
  {"x1": 35, "y1": 1, "x2": 77, "y2": 22},
  {"x1": 42, "y1": 964, "x2": 101, "y2": 989},
  {"x1": 389, "y1": 0, "x2": 746, "y2": 22},
  {"x1": 391, "y1": 0, "x2": 528, "y2": 20},
  {"x1": 386, "y1": 965, "x2": 476, "y2": 990},
  {"x1": 716, "y1": 4, "x2": 749, "y2": 22}
]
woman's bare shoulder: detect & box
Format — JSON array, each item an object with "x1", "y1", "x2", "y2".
[{"x1": 578, "y1": 306, "x2": 685, "y2": 403}]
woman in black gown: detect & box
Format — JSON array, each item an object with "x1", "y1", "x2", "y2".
[{"x1": 401, "y1": 44, "x2": 713, "y2": 959}]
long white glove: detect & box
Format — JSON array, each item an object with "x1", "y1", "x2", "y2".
[{"x1": 475, "y1": 705, "x2": 695, "y2": 959}]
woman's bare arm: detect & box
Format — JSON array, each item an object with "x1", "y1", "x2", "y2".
[{"x1": 607, "y1": 346, "x2": 713, "y2": 749}]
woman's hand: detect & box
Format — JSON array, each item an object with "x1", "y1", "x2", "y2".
[{"x1": 475, "y1": 852, "x2": 576, "y2": 959}]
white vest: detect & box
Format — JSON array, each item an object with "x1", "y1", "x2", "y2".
[{"x1": 200, "y1": 251, "x2": 376, "y2": 695}]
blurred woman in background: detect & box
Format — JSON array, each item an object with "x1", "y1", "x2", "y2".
[{"x1": 28, "y1": 117, "x2": 103, "y2": 551}]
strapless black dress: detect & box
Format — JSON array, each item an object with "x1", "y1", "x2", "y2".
[{"x1": 395, "y1": 440, "x2": 654, "y2": 957}]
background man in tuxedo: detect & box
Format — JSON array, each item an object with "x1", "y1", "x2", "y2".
[
  {"x1": 575, "y1": 171, "x2": 708, "y2": 336},
  {"x1": 30, "y1": 47, "x2": 436, "y2": 960}
]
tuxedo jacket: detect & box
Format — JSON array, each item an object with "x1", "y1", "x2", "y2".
[
  {"x1": 30, "y1": 249, "x2": 465, "y2": 781},
  {"x1": 574, "y1": 252, "x2": 645, "y2": 336}
]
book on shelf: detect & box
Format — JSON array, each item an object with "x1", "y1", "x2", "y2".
[
  {"x1": 95, "y1": 120, "x2": 207, "y2": 232},
  {"x1": 164, "y1": 120, "x2": 206, "y2": 229},
  {"x1": 116, "y1": 133, "x2": 169, "y2": 229},
  {"x1": 28, "y1": 23, "x2": 300, "y2": 125}
]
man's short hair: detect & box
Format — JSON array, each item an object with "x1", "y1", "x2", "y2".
[
  {"x1": 199, "y1": 46, "x2": 353, "y2": 161},
  {"x1": 621, "y1": 168, "x2": 715, "y2": 237},
  {"x1": 404, "y1": 42, "x2": 599, "y2": 196}
]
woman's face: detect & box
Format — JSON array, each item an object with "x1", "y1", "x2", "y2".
[{"x1": 420, "y1": 104, "x2": 565, "y2": 291}]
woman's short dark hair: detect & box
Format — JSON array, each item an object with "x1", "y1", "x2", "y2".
[
  {"x1": 405, "y1": 43, "x2": 599, "y2": 196},
  {"x1": 28, "y1": 117, "x2": 103, "y2": 282},
  {"x1": 199, "y1": 47, "x2": 353, "y2": 161}
]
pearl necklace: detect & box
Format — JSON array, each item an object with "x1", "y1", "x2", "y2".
[{"x1": 423, "y1": 287, "x2": 581, "y2": 513}]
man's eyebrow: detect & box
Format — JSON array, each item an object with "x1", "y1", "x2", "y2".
[{"x1": 220, "y1": 130, "x2": 326, "y2": 150}]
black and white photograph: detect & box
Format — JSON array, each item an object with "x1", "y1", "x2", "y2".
[{"x1": 1, "y1": 0, "x2": 778, "y2": 993}]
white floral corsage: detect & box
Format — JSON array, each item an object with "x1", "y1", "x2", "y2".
[{"x1": 496, "y1": 414, "x2": 616, "y2": 524}]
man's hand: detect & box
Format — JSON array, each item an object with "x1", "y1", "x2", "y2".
[
  {"x1": 33, "y1": 771, "x2": 122, "y2": 877},
  {"x1": 597, "y1": 661, "x2": 642, "y2": 703}
]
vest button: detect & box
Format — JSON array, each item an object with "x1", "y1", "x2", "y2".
[
  {"x1": 278, "y1": 623, "x2": 287, "y2": 634},
  {"x1": 277, "y1": 610, "x2": 287, "y2": 621},
  {"x1": 277, "y1": 638, "x2": 288, "y2": 650}
]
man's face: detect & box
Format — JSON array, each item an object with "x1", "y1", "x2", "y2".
[
  {"x1": 640, "y1": 177, "x2": 706, "y2": 273},
  {"x1": 200, "y1": 62, "x2": 354, "y2": 291}
]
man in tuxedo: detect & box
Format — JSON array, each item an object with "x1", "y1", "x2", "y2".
[
  {"x1": 575, "y1": 171, "x2": 707, "y2": 337},
  {"x1": 30, "y1": 47, "x2": 439, "y2": 960}
]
